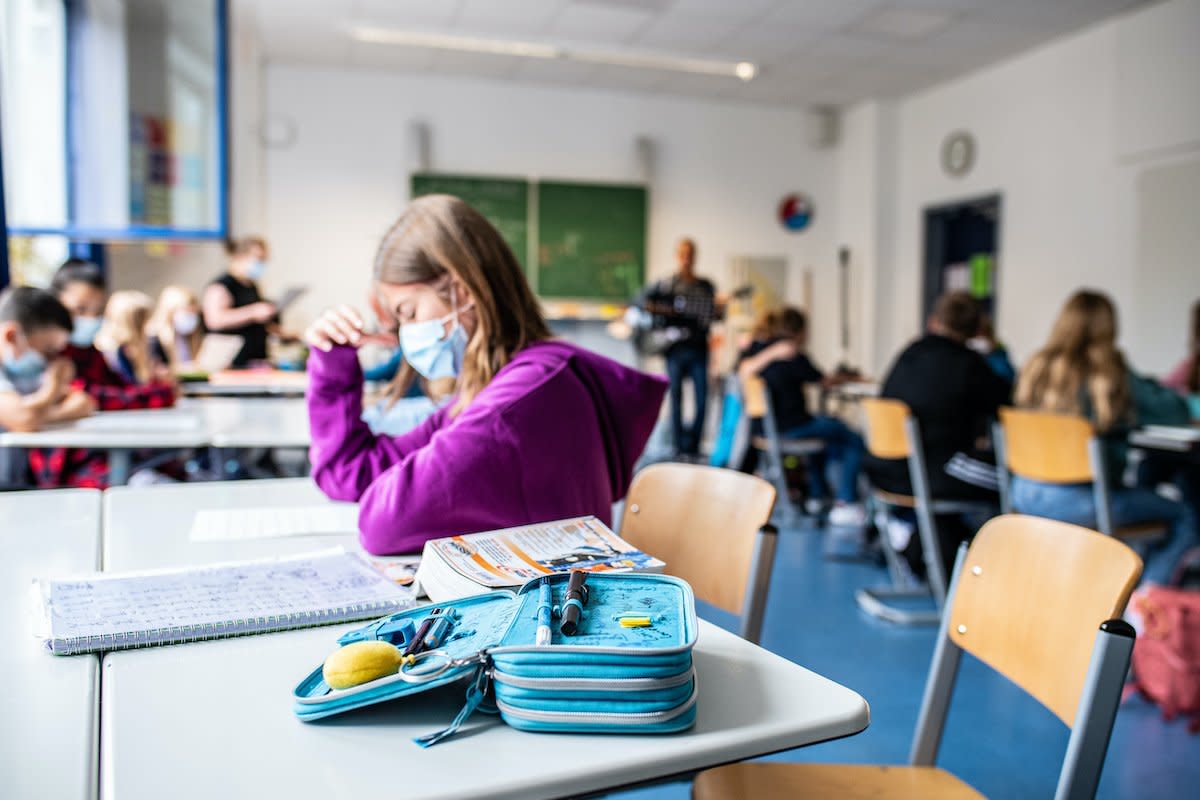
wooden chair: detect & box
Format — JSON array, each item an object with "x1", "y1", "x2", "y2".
[
  {"x1": 695, "y1": 514, "x2": 1142, "y2": 800},
  {"x1": 856, "y1": 398, "x2": 992, "y2": 625},
  {"x1": 620, "y1": 463, "x2": 778, "y2": 644},
  {"x1": 742, "y1": 375, "x2": 824, "y2": 523},
  {"x1": 994, "y1": 407, "x2": 1170, "y2": 543}
]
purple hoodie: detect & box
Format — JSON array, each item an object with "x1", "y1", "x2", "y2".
[{"x1": 307, "y1": 340, "x2": 667, "y2": 555}]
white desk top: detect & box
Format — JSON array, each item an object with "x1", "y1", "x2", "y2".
[
  {"x1": 0, "y1": 397, "x2": 311, "y2": 452},
  {"x1": 100, "y1": 479, "x2": 869, "y2": 799},
  {"x1": 186, "y1": 397, "x2": 310, "y2": 449},
  {"x1": 0, "y1": 489, "x2": 101, "y2": 800},
  {"x1": 101, "y1": 620, "x2": 868, "y2": 800},
  {"x1": 0, "y1": 408, "x2": 210, "y2": 449},
  {"x1": 104, "y1": 478, "x2": 344, "y2": 570}
]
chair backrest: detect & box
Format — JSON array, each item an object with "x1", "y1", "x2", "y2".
[
  {"x1": 998, "y1": 407, "x2": 1095, "y2": 484},
  {"x1": 859, "y1": 397, "x2": 911, "y2": 459},
  {"x1": 947, "y1": 514, "x2": 1141, "y2": 725},
  {"x1": 620, "y1": 463, "x2": 777, "y2": 643},
  {"x1": 742, "y1": 375, "x2": 768, "y2": 421}
]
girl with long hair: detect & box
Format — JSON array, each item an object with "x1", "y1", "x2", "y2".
[
  {"x1": 305, "y1": 195, "x2": 666, "y2": 554},
  {"x1": 95, "y1": 291, "x2": 156, "y2": 385},
  {"x1": 1013, "y1": 290, "x2": 1191, "y2": 583},
  {"x1": 148, "y1": 286, "x2": 205, "y2": 372}
]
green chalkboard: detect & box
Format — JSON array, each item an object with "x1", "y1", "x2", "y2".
[
  {"x1": 410, "y1": 173, "x2": 529, "y2": 269},
  {"x1": 536, "y1": 181, "x2": 646, "y2": 301}
]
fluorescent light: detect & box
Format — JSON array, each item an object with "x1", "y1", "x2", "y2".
[{"x1": 347, "y1": 25, "x2": 757, "y2": 82}]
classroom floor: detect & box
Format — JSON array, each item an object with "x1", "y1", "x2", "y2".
[{"x1": 611, "y1": 518, "x2": 1197, "y2": 800}]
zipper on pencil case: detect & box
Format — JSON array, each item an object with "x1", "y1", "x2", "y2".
[
  {"x1": 491, "y1": 667, "x2": 694, "y2": 693},
  {"x1": 494, "y1": 684, "x2": 698, "y2": 726}
]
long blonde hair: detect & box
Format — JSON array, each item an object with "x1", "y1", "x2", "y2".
[
  {"x1": 148, "y1": 286, "x2": 203, "y2": 369},
  {"x1": 373, "y1": 195, "x2": 551, "y2": 415},
  {"x1": 1016, "y1": 290, "x2": 1131, "y2": 432},
  {"x1": 96, "y1": 290, "x2": 154, "y2": 383}
]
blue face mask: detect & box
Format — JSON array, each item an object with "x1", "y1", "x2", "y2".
[
  {"x1": 247, "y1": 259, "x2": 268, "y2": 281},
  {"x1": 70, "y1": 316, "x2": 103, "y2": 347},
  {"x1": 399, "y1": 301, "x2": 470, "y2": 380},
  {"x1": 3, "y1": 347, "x2": 47, "y2": 379}
]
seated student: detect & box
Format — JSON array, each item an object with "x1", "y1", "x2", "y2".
[
  {"x1": 864, "y1": 291, "x2": 1012, "y2": 574},
  {"x1": 968, "y1": 313, "x2": 1015, "y2": 382},
  {"x1": 736, "y1": 307, "x2": 866, "y2": 525},
  {"x1": 305, "y1": 194, "x2": 666, "y2": 555},
  {"x1": 1013, "y1": 290, "x2": 1191, "y2": 583},
  {"x1": 95, "y1": 291, "x2": 159, "y2": 385},
  {"x1": 0, "y1": 288, "x2": 97, "y2": 485},
  {"x1": 40, "y1": 260, "x2": 175, "y2": 488},
  {"x1": 148, "y1": 286, "x2": 205, "y2": 373}
]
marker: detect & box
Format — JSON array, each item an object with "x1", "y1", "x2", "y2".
[
  {"x1": 536, "y1": 578, "x2": 553, "y2": 646},
  {"x1": 423, "y1": 609, "x2": 456, "y2": 649},
  {"x1": 559, "y1": 570, "x2": 589, "y2": 636},
  {"x1": 404, "y1": 607, "x2": 443, "y2": 657}
]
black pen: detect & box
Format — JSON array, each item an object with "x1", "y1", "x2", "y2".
[
  {"x1": 404, "y1": 607, "x2": 444, "y2": 657},
  {"x1": 559, "y1": 570, "x2": 589, "y2": 636}
]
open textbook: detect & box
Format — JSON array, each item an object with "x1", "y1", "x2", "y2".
[{"x1": 414, "y1": 516, "x2": 665, "y2": 602}]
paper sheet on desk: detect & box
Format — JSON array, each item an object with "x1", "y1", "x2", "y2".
[
  {"x1": 190, "y1": 505, "x2": 360, "y2": 541},
  {"x1": 72, "y1": 410, "x2": 202, "y2": 432}
]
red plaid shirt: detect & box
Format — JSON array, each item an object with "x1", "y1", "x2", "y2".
[{"x1": 27, "y1": 345, "x2": 177, "y2": 488}]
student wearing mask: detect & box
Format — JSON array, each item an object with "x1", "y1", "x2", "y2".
[
  {"x1": 305, "y1": 194, "x2": 667, "y2": 555},
  {"x1": 202, "y1": 236, "x2": 278, "y2": 367},
  {"x1": 736, "y1": 307, "x2": 867, "y2": 524},
  {"x1": 0, "y1": 288, "x2": 97, "y2": 485},
  {"x1": 865, "y1": 291, "x2": 1012, "y2": 576},
  {"x1": 967, "y1": 313, "x2": 1015, "y2": 383},
  {"x1": 1013, "y1": 290, "x2": 1191, "y2": 584},
  {"x1": 148, "y1": 286, "x2": 205, "y2": 372},
  {"x1": 43, "y1": 260, "x2": 175, "y2": 487}
]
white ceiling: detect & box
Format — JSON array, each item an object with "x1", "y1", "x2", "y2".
[{"x1": 244, "y1": 0, "x2": 1156, "y2": 108}]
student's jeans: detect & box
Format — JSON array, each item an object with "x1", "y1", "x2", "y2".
[
  {"x1": 782, "y1": 416, "x2": 865, "y2": 503},
  {"x1": 1010, "y1": 476, "x2": 1193, "y2": 584},
  {"x1": 665, "y1": 345, "x2": 708, "y2": 455}
]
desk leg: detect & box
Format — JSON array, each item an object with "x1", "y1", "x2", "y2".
[{"x1": 109, "y1": 449, "x2": 132, "y2": 486}]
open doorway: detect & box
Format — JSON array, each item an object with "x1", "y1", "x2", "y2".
[{"x1": 922, "y1": 194, "x2": 1002, "y2": 321}]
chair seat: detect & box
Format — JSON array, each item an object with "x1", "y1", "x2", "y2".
[
  {"x1": 693, "y1": 762, "x2": 985, "y2": 800},
  {"x1": 752, "y1": 436, "x2": 825, "y2": 456},
  {"x1": 871, "y1": 489, "x2": 992, "y2": 514}
]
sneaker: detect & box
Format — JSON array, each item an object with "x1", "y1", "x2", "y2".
[{"x1": 828, "y1": 502, "x2": 867, "y2": 527}]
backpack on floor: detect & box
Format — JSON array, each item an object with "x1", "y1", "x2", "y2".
[{"x1": 1127, "y1": 548, "x2": 1200, "y2": 733}]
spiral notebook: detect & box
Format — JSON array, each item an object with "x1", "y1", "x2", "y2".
[{"x1": 35, "y1": 548, "x2": 415, "y2": 656}]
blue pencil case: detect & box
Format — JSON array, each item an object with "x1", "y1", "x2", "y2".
[{"x1": 292, "y1": 572, "x2": 698, "y2": 745}]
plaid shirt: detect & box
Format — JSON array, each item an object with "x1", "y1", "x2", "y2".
[{"x1": 26, "y1": 345, "x2": 177, "y2": 488}]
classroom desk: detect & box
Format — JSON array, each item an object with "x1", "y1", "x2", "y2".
[
  {"x1": 103, "y1": 477, "x2": 340, "y2": 569},
  {"x1": 0, "y1": 409, "x2": 210, "y2": 485},
  {"x1": 185, "y1": 397, "x2": 311, "y2": 449},
  {"x1": 181, "y1": 381, "x2": 307, "y2": 399},
  {"x1": 0, "y1": 489, "x2": 102, "y2": 800},
  {"x1": 101, "y1": 621, "x2": 868, "y2": 800},
  {"x1": 100, "y1": 479, "x2": 870, "y2": 799}
]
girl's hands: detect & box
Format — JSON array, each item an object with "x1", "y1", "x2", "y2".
[{"x1": 305, "y1": 305, "x2": 366, "y2": 352}]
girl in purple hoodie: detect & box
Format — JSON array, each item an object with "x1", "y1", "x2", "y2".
[{"x1": 306, "y1": 195, "x2": 667, "y2": 555}]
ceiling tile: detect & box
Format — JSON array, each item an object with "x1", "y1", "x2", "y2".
[
  {"x1": 708, "y1": 23, "x2": 821, "y2": 61},
  {"x1": 455, "y1": 0, "x2": 565, "y2": 37},
  {"x1": 669, "y1": 0, "x2": 776, "y2": 21},
  {"x1": 542, "y1": 3, "x2": 655, "y2": 43},
  {"x1": 352, "y1": 0, "x2": 464, "y2": 27},
  {"x1": 760, "y1": 0, "x2": 885, "y2": 31},
  {"x1": 631, "y1": 11, "x2": 733, "y2": 52}
]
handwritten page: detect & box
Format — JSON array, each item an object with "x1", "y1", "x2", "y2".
[
  {"x1": 189, "y1": 505, "x2": 360, "y2": 542},
  {"x1": 38, "y1": 549, "x2": 413, "y2": 654}
]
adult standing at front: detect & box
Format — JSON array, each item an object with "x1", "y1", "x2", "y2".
[
  {"x1": 640, "y1": 238, "x2": 721, "y2": 458},
  {"x1": 202, "y1": 236, "x2": 278, "y2": 367}
]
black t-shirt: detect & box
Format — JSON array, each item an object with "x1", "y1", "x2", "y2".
[
  {"x1": 741, "y1": 339, "x2": 824, "y2": 431},
  {"x1": 643, "y1": 276, "x2": 718, "y2": 353},
  {"x1": 879, "y1": 333, "x2": 1012, "y2": 467},
  {"x1": 211, "y1": 273, "x2": 268, "y2": 367}
]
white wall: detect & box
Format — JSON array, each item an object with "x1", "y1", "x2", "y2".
[
  {"x1": 260, "y1": 65, "x2": 844, "y2": 364},
  {"x1": 866, "y1": 0, "x2": 1200, "y2": 375}
]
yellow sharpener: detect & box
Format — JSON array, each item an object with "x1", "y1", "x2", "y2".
[{"x1": 618, "y1": 617, "x2": 653, "y2": 628}]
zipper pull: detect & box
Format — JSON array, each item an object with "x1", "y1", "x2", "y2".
[{"x1": 413, "y1": 664, "x2": 492, "y2": 748}]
